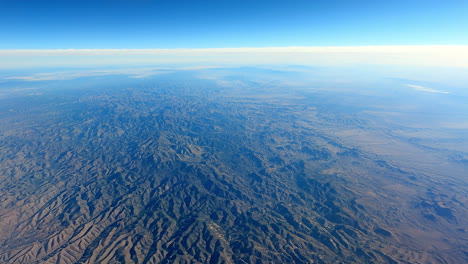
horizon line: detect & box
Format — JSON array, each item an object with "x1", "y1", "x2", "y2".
[
  {"x1": 1, "y1": 45, "x2": 468, "y2": 56},
  {"x1": 1, "y1": 45, "x2": 467, "y2": 68}
]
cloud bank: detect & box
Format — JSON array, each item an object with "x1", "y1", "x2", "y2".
[
  {"x1": 1, "y1": 46, "x2": 467, "y2": 68},
  {"x1": 406, "y1": 84, "x2": 450, "y2": 94}
]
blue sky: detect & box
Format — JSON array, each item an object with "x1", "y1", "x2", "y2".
[{"x1": 1, "y1": 0, "x2": 467, "y2": 49}]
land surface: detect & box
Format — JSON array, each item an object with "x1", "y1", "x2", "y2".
[{"x1": 0, "y1": 68, "x2": 467, "y2": 263}]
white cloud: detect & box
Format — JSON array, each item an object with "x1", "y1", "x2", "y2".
[
  {"x1": 3, "y1": 66, "x2": 227, "y2": 81},
  {"x1": 406, "y1": 84, "x2": 450, "y2": 94},
  {"x1": 5, "y1": 68, "x2": 171, "y2": 81},
  {"x1": 0, "y1": 46, "x2": 467, "y2": 68}
]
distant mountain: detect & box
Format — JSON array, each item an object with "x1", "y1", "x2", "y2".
[{"x1": 0, "y1": 68, "x2": 466, "y2": 263}]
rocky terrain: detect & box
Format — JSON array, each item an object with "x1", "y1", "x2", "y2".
[{"x1": 0, "y1": 69, "x2": 466, "y2": 263}]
